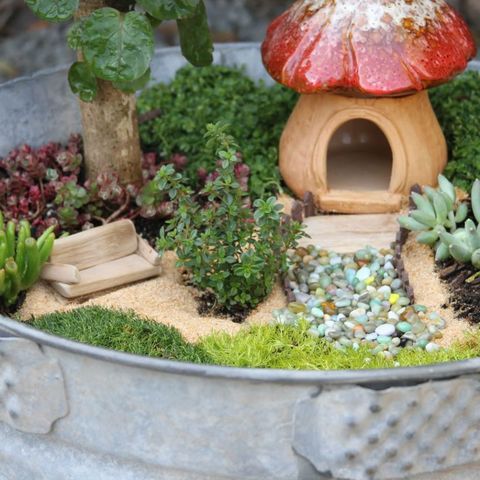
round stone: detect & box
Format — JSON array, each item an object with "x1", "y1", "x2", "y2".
[
  {"x1": 426, "y1": 342, "x2": 441, "y2": 353},
  {"x1": 375, "y1": 324, "x2": 396, "y2": 337},
  {"x1": 317, "y1": 324, "x2": 327, "y2": 337},
  {"x1": 377, "y1": 336, "x2": 393, "y2": 345},
  {"x1": 397, "y1": 322, "x2": 412, "y2": 333},
  {"x1": 391, "y1": 279, "x2": 403, "y2": 290},
  {"x1": 356, "y1": 266, "x2": 371, "y2": 281},
  {"x1": 388, "y1": 311, "x2": 399, "y2": 322},
  {"x1": 416, "y1": 339, "x2": 429, "y2": 349}
]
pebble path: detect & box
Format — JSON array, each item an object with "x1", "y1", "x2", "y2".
[{"x1": 273, "y1": 245, "x2": 446, "y2": 358}]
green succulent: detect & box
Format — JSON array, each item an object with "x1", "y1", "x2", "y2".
[
  {"x1": 399, "y1": 175, "x2": 469, "y2": 261},
  {"x1": 0, "y1": 214, "x2": 55, "y2": 307},
  {"x1": 437, "y1": 179, "x2": 480, "y2": 269},
  {"x1": 399, "y1": 176, "x2": 480, "y2": 269}
]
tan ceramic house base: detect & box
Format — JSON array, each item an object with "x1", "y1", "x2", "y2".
[{"x1": 280, "y1": 91, "x2": 448, "y2": 213}]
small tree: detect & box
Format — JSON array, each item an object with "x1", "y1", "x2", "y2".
[{"x1": 25, "y1": 0, "x2": 213, "y2": 185}]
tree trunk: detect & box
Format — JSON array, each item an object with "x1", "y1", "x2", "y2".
[{"x1": 76, "y1": 0, "x2": 143, "y2": 185}]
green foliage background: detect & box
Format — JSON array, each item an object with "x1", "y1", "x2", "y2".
[
  {"x1": 138, "y1": 65, "x2": 298, "y2": 199},
  {"x1": 430, "y1": 70, "x2": 480, "y2": 192}
]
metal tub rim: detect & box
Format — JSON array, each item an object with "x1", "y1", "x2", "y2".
[{"x1": 0, "y1": 45, "x2": 479, "y2": 386}]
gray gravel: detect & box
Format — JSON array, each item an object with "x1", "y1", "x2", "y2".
[{"x1": 274, "y1": 245, "x2": 445, "y2": 358}]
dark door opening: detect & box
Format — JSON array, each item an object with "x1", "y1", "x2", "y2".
[{"x1": 326, "y1": 119, "x2": 393, "y2": 191}]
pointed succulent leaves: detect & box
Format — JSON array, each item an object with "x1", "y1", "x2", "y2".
[
  {"x1": 137, "y1": 0, "x2": 200, "y2": 20},
  {"x1": 82, "y1": 8, "x2": 154, "y2": 83},
  {"x1": 177, "y1": 1, "x2": 214, "y2": 67},
  {"x1": 465, "y1": 219, "x2": 480, "y2": 251},
  {"x1": 438, "y1": 174, "x2": 456, "y2": 205},
  {"x1": 473, "y1": 249, "x2": 480, "y2": 269},
  {"x1": 68, "y1": 62, "x2": 98, "y2": 103},
  {"x1": 455, "y1": 202, "x2": 469, "y2": 224},
  {"x1": 0, "y1": 220, "x2": 55, "y2": 306},
  {"x1": 435, "y1": 242, "x2": 450, "y2": 262},
  {"x1": 432, "y1": 191, "x2": 448, "y2": 225},
  {"x1": 398, "y1": 216, "x2": 426, "y2": 231},
  {"x1": 416, "y1": 230, "x2": 439, "y2": 246},
  {"x1": 25, "y1": 0, "x2": 78, "y2": 22},
  {"x1": 410, "y1": 209, "x2": 437, "y2": 229},
  {"x1": 472, "y1": 179, "x2": 480, "y2": 224},
  {"x1": 450, "y1": 243, "x2": 473, "y2": 263},
  {"x1": 411, "y1": 192, "x2": 435, "y2": 218}
]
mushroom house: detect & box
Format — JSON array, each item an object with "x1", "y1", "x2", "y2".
[{"x1": 262, "y1": 0, "x2": 477, "y2": 213}]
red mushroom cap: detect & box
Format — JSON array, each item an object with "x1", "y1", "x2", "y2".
[{"x1": 262, "y1": 0, "x2": 477, "y2": 96}]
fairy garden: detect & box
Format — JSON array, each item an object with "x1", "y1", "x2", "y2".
[{"x1": 2, "y1": 0, "x2": 480, "y2": 370}]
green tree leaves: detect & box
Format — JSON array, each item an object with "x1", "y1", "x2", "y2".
[
  {"x1": 137, "y1": 0, "x2": 200, "y2": 20},
  {"x1": 82, "y1": 8, "x2": 154, "y2": 83},
  {"x1": 178, "y1": 1, "x2": 213, "y2": 67},
  {"x1": 25, "y1": 0, "x2": 78, "y2": 22},
  {"x1": 68, "y1": 62, "x2": 98, "y2": 102},
  {"x1": 25, "y1": 0, "x2": 214, "y2": 101},
  {"x1": 113, "y1": 68, "x2": 151, "y2": 94}
]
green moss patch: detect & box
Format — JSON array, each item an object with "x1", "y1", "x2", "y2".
[
  {"x1": 28, "y1": 307, "x2": 480, "y2": 370},
  {"x1": 28, "y1": 306, "x2": 210, "y2": 363},
  {"x1": 200, "y1": 322, "x2": 480, "y2": 370}
]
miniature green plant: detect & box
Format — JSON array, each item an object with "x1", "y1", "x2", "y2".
[
  {"x1": 430, "y1": 71, "x2": 480, "y2": 192},
  {"x1": 438, "y1": 179, "x2": 480, "y2": 268},
  {"x1": 138, "y1": 65, "x2": 298, "y2": 198},
  {"x1": 0, "y1": 215, "x2": 55, "y2": 307},
  {"x1": 398, "y1": 175, "x2": 470, "y2": 262},
  {"x1": 399, "y1": 175, "x2": 480, "y2": 268},
  {"x1": 153, "y1": 123, "x2": 304, "y2": 313}
]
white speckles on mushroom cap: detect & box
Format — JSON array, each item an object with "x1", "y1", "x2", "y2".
[{"x1": 300, "y1": 0, "x2": 443, "y2": 31}]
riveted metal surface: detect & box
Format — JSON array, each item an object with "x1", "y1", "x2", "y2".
[
  {"x1": 0, "y1": 46, "x2": 478, "y2": 480},
  {"x1": 0, "y1": 338, "x2": 68, "y2": 434},
  {"x1": 293, "y1": 378, "x2": 480, "y2": 479}
]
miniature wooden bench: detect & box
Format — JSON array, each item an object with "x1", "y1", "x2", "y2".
[{"x1": 40, "y1": 220, "x2": 162, "y2": 298}]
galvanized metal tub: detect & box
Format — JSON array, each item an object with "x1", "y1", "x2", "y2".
[{"x1": 0, "y1": 44, "x2": 479, "y2": 480}]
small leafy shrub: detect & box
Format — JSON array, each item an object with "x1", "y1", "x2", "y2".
[
  {"x1": 29, "y1": 306, "x2": 210, "y2": 363},
  {"x1": 138, "y1": 65, "x2": 298, "y2": 198},
  {"x1": 430, "y1": 71, "x2": 480, "y2": 191},
  {"x1": 399, "y1": 175, "x2": 480, "y2": 268},
  {"x1": 154, "y1": 124, "x2": 304, "y2": 314},
  {"x1": 0, "y1": 215, "x2": 54, "y2": 308}
]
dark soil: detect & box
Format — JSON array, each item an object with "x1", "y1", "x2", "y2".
[
  {"x1": 0, "y1": 290, "x2": 26, "y2": 317},
  {"x1": 438, "y1": 260, "x2": 480, "y2": 321},
  {"x1": 196, "y1": 291, "x2": 251, "y2": 323},
  {"x1": 133, "y1": 216, "x2": 165, "y2": 247}
]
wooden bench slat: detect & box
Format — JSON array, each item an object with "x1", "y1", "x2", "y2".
[
  {"x1": 50, "y1": 220, "x2": 138, "y2": 270},
  {"x1": 50, "y1": 254, "x2": 162, "y2": 299}
]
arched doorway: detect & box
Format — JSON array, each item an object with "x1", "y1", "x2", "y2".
[{"x1": 326, "y1": 119, "x2": 393, "y2": 191}]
